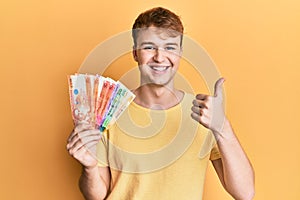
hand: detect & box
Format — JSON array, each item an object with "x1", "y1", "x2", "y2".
[
  {"x1": 191, "y1": 78, "x2": 227, "y2": 140},
  {"x1": 66, "y1": 124, "x2": 102, "y2": 168}
]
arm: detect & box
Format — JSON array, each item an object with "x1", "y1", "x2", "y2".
[
  {"x1": 67, "y1": 124, "x2": 110, "y2": 200},
  {"x1": 191, "y1": 78, "x2": 255, "y2": 200},
  {"x1": 212, "y1": 120, "x2": 255, "y2": 200},
  {"x1": 79, "y1": 166, "x2": 110, "y2": 200}
]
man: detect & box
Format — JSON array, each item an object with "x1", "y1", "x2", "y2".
[{"x1": 67, "y1": 7, "x2": 255, "y2": 200}]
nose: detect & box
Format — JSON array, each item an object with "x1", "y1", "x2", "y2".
[{"x1": 153, "y1": 48, "x2": 165, "y2": 63}]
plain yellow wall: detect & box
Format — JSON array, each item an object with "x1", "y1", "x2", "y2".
[{"x1": 1, "y1": 0, "x2": 299, "y2": 199}]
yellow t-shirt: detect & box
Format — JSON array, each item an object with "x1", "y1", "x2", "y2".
[{"x1": 96, "y1": 93, "x2": 221, "y2": 200}]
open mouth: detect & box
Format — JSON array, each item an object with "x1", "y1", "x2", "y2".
[{"x1": 150, "y1": 66, "x2": 170, "y2": 72}]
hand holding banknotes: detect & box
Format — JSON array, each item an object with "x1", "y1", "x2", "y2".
[
  {"x1": 66, "y1": 74, "x2": 135, "y2": 167},
  {"x1": 67, "y1": 123, "x2": 101, "y2": 168}
]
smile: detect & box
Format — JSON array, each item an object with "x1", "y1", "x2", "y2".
[{"x1": 150, "y1": 66, "x2": 169, "y2": 72}]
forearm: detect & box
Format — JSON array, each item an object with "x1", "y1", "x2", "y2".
[
  {"x1": 215, "y1": 120, "x2": 255, "y2": 200},
  {"x1": 79, "y1": 166, "x2": 109, "y2": 200}
]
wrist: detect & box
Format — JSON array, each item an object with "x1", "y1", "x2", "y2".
[
  {"x1": 82, "y1": 165, "x2": 98, "y2": 174},
  {"x1": 212, "y1": 118, "x2": 234, "y2": 141}
]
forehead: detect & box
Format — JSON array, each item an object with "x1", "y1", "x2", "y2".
[{"x1": 136, "y1": 27, "x2": 181, "y2": 45}]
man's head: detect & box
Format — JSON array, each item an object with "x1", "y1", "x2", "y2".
[
  {"x1": 132, "y1": 7, "x2": 184, "y2": 87},
  {"x1": 132, "y1": 7, "x2": 184, "y2": 48}
]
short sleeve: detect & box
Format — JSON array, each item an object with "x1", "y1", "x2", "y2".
[
  {"x1": 96, "y1": 129, "x2": 109, "y2": 167},
  {"x1": 209, "y1": 143, "x2": 221, "y2": 160},
  {"x1": 198, "y1": 129, "x2": 220, "y2": 160}
]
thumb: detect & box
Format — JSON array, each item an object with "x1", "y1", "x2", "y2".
[{"x1": 214, "y1": 77, "x2": 225, "y2": 97}]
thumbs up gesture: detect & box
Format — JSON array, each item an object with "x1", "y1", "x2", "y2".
[{"x1": 191, "y1": 78, "x2": 227, "y2": 140}]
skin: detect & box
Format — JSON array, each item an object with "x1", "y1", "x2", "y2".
[
  {"x1": 191, "y1": 79, "x2": 255, "y2": 199},
  {"x1": 67, "y1": 26, "x2": 255, "y2": 200},
  {"x1": 132, "y1": 27, "x2": 184, "y2": 109},
  {"x1": 67, "y1": 124, "x2": 110, "y2": 199}
]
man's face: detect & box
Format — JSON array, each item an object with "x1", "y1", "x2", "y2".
[{"x1": 133, "y1": 27, "x2": 182, "y2": 87}]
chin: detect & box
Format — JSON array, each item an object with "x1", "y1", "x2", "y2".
[{"x1": 149, "y1": 80, "x2": 172, "y2": 87}]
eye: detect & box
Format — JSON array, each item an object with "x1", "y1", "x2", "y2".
[
  {"x1": 143, "y1": 46, "x2": 156, "y2": 50},
  {"x1": 165, "y1": 46, "x2": 176, "y2": 51}
]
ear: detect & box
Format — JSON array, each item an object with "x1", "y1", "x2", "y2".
[
  {"x1": 132, "y1": 46, "x2": 138, "y2": 62},
  {"x1": 179, "y1": 46, "x2": 183, "y2": 57}
]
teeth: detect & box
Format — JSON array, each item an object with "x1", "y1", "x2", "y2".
[{"x1": 152, "y1": 66, "x2": 167, "y2": 71}]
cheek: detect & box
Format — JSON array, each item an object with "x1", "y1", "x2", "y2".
[
  {"x1": 138, "y1": 53, "x2": 154, "y2": 64},
  {"x1": 170, "y1": 56, "x2": 181, "y2": 66},
  {"x1": 136, "y1": 51, "x2": 145, "y2": 60}
]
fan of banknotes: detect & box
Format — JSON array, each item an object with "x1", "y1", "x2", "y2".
[{"x1": 68, "y1": 73, "x2": 135, "y2": 131}]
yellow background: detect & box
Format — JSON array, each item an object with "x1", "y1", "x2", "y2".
[{"x1": 1, "y1": 0, "x2": 299, "y2": 199}]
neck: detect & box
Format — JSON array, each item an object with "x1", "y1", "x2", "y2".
[{"x1": 133, "y1": 84, "x2": 184, "y2": 110}]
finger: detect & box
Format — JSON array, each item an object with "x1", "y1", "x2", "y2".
[
  {"x1": 71, "y1": 144, "x2": 92, "y2": 161},
  {"x1": 191, "y1": 112, "x2": 202, "y2": 123},
  {"x1": 68, "y1": 130, "x2": 101, "y2": 151},
  {"x1": 79, "y1": 129, "x2": 101, "y2": 139},
  {"x1": 84, "y1": 140, "x2": 100, "y2": 150},
  {"x1": 69, "y1": 145, "x2": 85, "y2": 161},
  {"x1": 68, "y1": 139, "x2": 84, "y2": 156},
  {"x1": 74, "y1": 139, "x2": 100, "y2": 155},
  {"x1": 191, "y1": 106, "x2": 206, "y2": 116},
  {"x1": 191, "y1": 105, "x2": 207, "y2": 118},
  {"x1": 214, "y1": 77, "x2": 225, "y2": 97},
  {"x1": 68, "y1": 134, "x2": 101, "y2": 155},
  {"x1": 74, "y1": 123, "x2": 93, "y2": 133},
  {"x1": 195, "y1": 94, "x2": 208, "y2": 100},
  {"x1": 192, "y1": 100, "x2": 208, "y2": 109},
  {"x1": 192, "y1": 106, "x2": 209, "y2": 117},
  {"x1": 67, "y1": 129, "x2": 101, "y2": 150},
  {"x1": 68, "y1": 129, "x2": 76, "y2": 142},
  {"x1": 68, "y1": 123, "x2": 93, "y2": 142},
  {"x1": 72, "y1": 144, "x2": 98, "y2": 165},
  {"x1": 191, "y1": 112, "x2": 211, "y2": 129},
  {"x1": 191, "y1": 105, "x2": 200, "y2": 114}
]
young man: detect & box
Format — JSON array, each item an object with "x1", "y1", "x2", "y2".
[{"x1": 67, "y1": 7, "x2": 255, "y2": 200}]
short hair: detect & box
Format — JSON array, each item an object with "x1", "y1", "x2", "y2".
[{"x1": 132, "y1": 7, "x2": 184, "y2": 47}]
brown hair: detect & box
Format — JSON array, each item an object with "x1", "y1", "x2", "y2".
[{"x1": 132, "y1": 7, "x2": 184, "y2": 47}]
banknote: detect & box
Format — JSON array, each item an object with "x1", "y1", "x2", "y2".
[
  {"x1": 68, "y1": 74, "x2": 135, "y2": 131},
  {"x1": 106, "y1": 81, "x2": 136, "y2": 127},
  {"x1": 68, "y1": 74, "x2": 96, "y2": 125}
]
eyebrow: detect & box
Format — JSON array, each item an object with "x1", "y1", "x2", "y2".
[
  {"x1": 140, "y1": 42, "x2": 179, "y2": 46},
  {"x1": 165, "y1": 43, "x2": 179, "y2": 46},
  {"x1": 140, "y1": 42, "x2": 155, "y2": 46}
]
